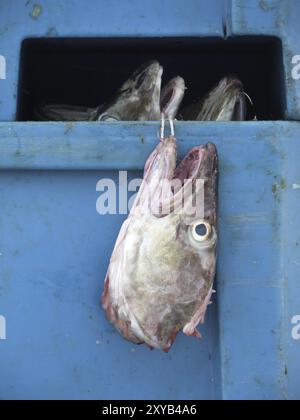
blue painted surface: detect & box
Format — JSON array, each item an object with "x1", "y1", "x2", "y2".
[
  {"x1": 229, "y1": 0, "x2": 300, "y2": 121},
  {"x1": 0, "y1": 0, "x2": 300, "y2": 401},
  {"x1": 0, "y1": 121, "x2": 299, "y2": 400},
  {"x1": 0, "y1": 166, "x2": 221, "y2": 400}
]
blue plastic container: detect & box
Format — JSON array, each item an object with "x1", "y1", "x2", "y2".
[{"x1": 0, "y1": 0, "x2": 300, "y2": 400}]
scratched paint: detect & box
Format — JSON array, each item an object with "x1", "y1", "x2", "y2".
[
  {"x1": 0, "y1": 315, "x2": 6, "y2": 340},
  {"x1": 0, "y1": 55, "x2": 6, "y2": 80},
  {"x1": 227, "y1": 213, "x2": 270, "y2": 224},
  {"x1": 29, "y1": 4, "x2": 42, "y2": 20},
  {"x1": 259, "y1": 0, "x2": 279, "y2": 12}
]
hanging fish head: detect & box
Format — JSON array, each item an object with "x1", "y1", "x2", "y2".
[
  {"x1": 102, "y1": 134, "x2": 218, "y2": 351},
  {"x1": 98, "y1": 61, "x2": 163, "y2": 121}
]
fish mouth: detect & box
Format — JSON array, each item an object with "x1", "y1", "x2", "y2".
[
  {"x1": 223, "y1": 76, "x2": 243, "y2": 90},
  {"x1": 219, "y1": 77, "x2": 246, "y2": 121},
  {"x1": 232, "y1": 95, "x2": 246, "y2": 120},
  {"x1": 143, "y1": 138, "x2": 217, "y2": 219},
  {"x1": 149, "y1": 138, "x2": 217, "y2": 186},
  {"x1": 160, "y1": 76, "x2": 186, "y2": 119},
  {"x1": 173, "y1": 143, "x2": 218, "y2": 185},
  {"x1": 165, "y1": 142, "x2": 218, "y2": 220},
  {"x1": 215, "y1": 76, "x2": 243, "y2": 101},
  {"x1": 131, "y1": 60, "x2": 163, "y2": 92},
  {"x1": 172, "y1": 143, "x2": 218, "y2": 223}
]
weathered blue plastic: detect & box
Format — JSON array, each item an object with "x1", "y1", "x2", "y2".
[{"x1": 0, "y1": 0, "x2": 300, "y2": 400}]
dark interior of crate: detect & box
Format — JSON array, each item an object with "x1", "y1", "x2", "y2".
[{"x1": 17, "y1": 37, "x2": 285, "y2": 121}]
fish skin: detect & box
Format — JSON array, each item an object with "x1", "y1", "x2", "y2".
[
  {"x1": 96, "y1": 61, "x2": 163, "y2": 121},
  {"x1": 34, "y1": 61, "x2": 163, "y2": 121},
  {"x1": 181, "y1": 76, "x2": 246, "y2": 121},
  {"x1": 33, "y1": 104, "x2": 98, "y2": 121},
  {"x1": 160, "y1": 76, "x2": 186, "y2": 120},
  {"x1": 101, "y1": 135, "x2": 218, "y2": 351}
]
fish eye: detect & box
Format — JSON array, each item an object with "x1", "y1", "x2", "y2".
[{"x1": 191, "y1": 220, "x2": 212, "y2": 242}]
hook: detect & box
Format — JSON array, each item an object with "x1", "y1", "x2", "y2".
[{"x1": 160, "y1": 113, "x2": 175, "y2": 140}]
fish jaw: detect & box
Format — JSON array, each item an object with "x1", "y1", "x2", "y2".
[
  {"x1": 98, "y1": 61, "x2": 163, "y2": 121},
  {"x1": 101, "y1": 137, "x2": 218, "y2": 351},
  {"x1": 160, "y1": 76, "x2": 186, "y2": 120},
  {"x1": 133, "y1": 61, "x2": 163, "y2": 93},
  {"x1": 34, "y1": 104, "x2": 97, "y2": 121},
  {"x1": 215, "y1": 77, "x2": 246, "y2": 121},
  {"x1": 205, "y1": 77, "x2": 246, "y2": 121},
  {"x1": 133, "y1": 61, "x2": 163, "y2": 121},
  {"x1": 182, "y1": 76, "x2": 246, "y2": 121}
]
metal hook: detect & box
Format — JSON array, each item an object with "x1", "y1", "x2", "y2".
[
  {"x1": 160, "y1": 113, "x2": 175, "y2": 139},
  {"x1": 243, "y1": 91, "x2": 258, "y2": 120},
  {"x1": 243, "y1": 91, "x2": 254, "y2": 106},
  {"x1": 160, "y1": 112, "x2": 165, "y2": 140},
  {"x1": 169, "y1": 119, "x2": 175, "y2": 136}
]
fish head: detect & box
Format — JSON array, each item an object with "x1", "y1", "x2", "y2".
[
  {"x1": 160, "y1": 76, "x2": 186, "y2": 120},
  {"x1": 172, "y1": 142, "x2": 218, "y2": 247},
  {"x1": 187, "y1": 76, "x2": 246, "y2": 121},
  {"x1": 99, "y1": 61, "x2": 163, "y2": 121},
  {"x1": 218, "y1": 77, "x2": 246, "y2": 121},
  {"x1": 125, "y1": 60, "x2": 163, "y2": 95},
  {"x1": 102, "y1": 135, "x2": 218, "y2": 350},
  {"x1": 140, "y1": 138, "x2": 218, "y2": 257}
]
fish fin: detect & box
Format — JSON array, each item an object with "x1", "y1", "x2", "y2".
[
  {"x1": 101, "y1": 273, "x2": 111, "y2": 309},
  {"x1": 193, "y1": 329, "x2": 202, "y2": 339},
  {"x1": 101, "y1": 275, "x2": 144, "y2": 345},
  {"x1": 34, "y1": 104, "x2": 94, "y2": 121},
  {"x1": 110, "y1": 218, "x2": 131, "y2": 263},
  {"x1": 183, "y1": 286, "x2": 214, "y2": 337}
]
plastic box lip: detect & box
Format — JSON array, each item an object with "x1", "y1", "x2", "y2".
[{"x1": 0, "y1": 120, "x2": 299, "y2": 171}]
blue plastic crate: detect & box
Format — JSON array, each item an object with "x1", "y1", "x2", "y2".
[{"x1": 0, "y1": 0, "x2": 300, "y2": 400}]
